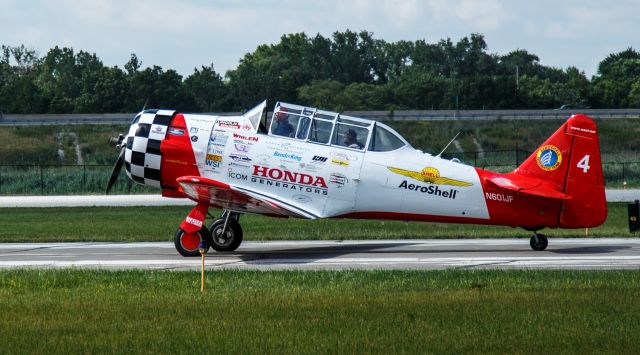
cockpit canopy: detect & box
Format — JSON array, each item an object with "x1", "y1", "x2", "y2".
[{"x1": 268, "y1": 102, "x2": 409, "y2": 152}]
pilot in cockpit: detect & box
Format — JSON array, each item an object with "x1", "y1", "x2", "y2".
[{"x1": 272, "y1": 108, "x2": 294, "y2": 137}]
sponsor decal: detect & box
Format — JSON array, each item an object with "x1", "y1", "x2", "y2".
[
  {"x1": 229, "y1": 162, "x2": 251, "y2": 169},
  {"x1": 190, "y1": 127, "x2": 199, "y2": 134},
  {"x1": 228, "y1": 170, "x2": 248, "y2": 180},
  {"x1": 206, "y1": 160, "x2": 221, "y2": 168},
  {"x1": 190, "y1": 135, "x2": 199, "y2": 142},
  {"x1": 312, "y1": 155, "x2": 328, "y2": 163},
  {"x1": 165, "y1": 159, "x2": 189, "y2": 165},
  {"x1": 485, "y1": 192, "x2": 514, "y2": 203},
  {"x1": 330, "y1": 151, "x2": 358, "y2": 161},
  {"x1": 229, "y1": 154, "x2": 252, "y2": 162},
  {"x1": 398, "y1": 180, "x2": 459, "y2": 199},
  {"x1": 209, "y1": 133, "x2": 228, "y2": 147},
  {"x1": 242, "y1": 122, "x2": 253, "y2": 131},
  {"x1": 207, "y1": 154, "x2": 223, "y2": 162},
  {"x1": 329, "y1": 173, "x2": 348, "y2": 188},
  {"x1": 186, "y1": 216, "x2": 203, "y2": 227},
  {"x1": 234, "y1": 143, "x2": 250, "y2": 153},
  {"x1": 569, "y1": 125, "x2": 596, "y2": 135},
  {"x1": 274, "y1": 151, "x2": 302, "y2": 162},
  {"x1": 299, "y1": 163, "x2": 321, "y2": 173},
  {"x1": 207, "y1": 148, "x2": 224, "y2": 155},
  {"x1": 265, "y1": 140, "x2": 311, "y2": 154},
  {"x1": 251, "y1": 165, "x2": 328, "y2": 195},
  {"x1": 256, "y1": 154, "x2": 272, "y2": 166},
  {"x1": 536, "y1": 145, "x2": 562, "y2": 171},
  {"x1": 330, "y1": 152, "x2": 357, "y2": 167},
  {"x1": 218, "y1": 120, "x2": 241, "y2": 129},
  {"x1": 168, "y1": 128, "x2": 185, "y2": 136},
  {"x1": 331, "y1": 157, "x2": 349, "y2": 167},
  {"x1": 387, "y1": 166, "x2": 473, "y2": 187},
  {"x1": 293, "y1": 194, "x2": 312, "y2": 203},
  {"x1": 152, "y1": 125, "x2": 165, "y2": 134},
  {"x1": 233, "y1": 132, "x2": 259, "y2": 142},
  {"x1": 206, "y1": 154, "x2": 223, "y2": 168}
]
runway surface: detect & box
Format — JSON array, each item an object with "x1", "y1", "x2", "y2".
[
  {"x1": 1, "y1": 239, "x2": 639, "y2": 270},
  {"x1": 0, "y1": 189, "x2": 639, "y2": 208}
]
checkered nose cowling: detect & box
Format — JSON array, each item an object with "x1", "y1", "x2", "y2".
[{"x1": 124, "y1": 109, "x2": 175, "y2": 187}]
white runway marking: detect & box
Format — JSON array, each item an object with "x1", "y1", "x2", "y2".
[{"x1": 1, "y1": 239, "x2": 639, "y2": 270}]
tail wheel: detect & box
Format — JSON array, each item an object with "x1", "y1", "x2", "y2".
[
  {"x1": 209, "y1": 218, "x2": 243, "y2": 252},
  {"x1": 174, "y1": 227, "x2": 211, "y2": 257},
  {"x1": 529, "y1": 233, "x2": 549, "y2": 251}
]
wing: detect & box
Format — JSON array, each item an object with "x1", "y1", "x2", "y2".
[
  {"x1": 432, "y1": 177, "x2": 473, "y2": 187},
  {"x1": 176, "y1": 176, "x2": 318, "y2": 219},
  {"x1": 387, "y1": 167, "x2": 425, "y2": 182}
]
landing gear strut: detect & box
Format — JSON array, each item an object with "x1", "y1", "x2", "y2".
[
  {"x1": 208, "y1": 210, "x2": 244, "y2": 252},
  {"x1": 529, "y1": 232, "x2": 548, "y2": 251}
]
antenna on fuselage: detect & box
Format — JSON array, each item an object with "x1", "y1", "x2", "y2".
[{"x1": 436, "y1": 132, "x2": 461, "y2": 158}]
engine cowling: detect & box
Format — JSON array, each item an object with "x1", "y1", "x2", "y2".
[{"x1": 124, "y1": 109, "x2": 199, "y2": 194}]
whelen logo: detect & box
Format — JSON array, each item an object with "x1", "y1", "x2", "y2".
[
  {"x1": 251, "y1": 165, "x2": 328, "y2": 195},
  {"x1": 233, "y1": 133, "x2": 259, "y2": 142}
]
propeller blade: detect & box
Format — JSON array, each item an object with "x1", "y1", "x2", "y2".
[{"x1": 106, "y1": 146, "x2": 125, "y2": 194}]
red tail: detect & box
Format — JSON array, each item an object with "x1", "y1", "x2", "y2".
[{"x1": 514, "y1": 114, "x2": 607, "y2": 228}]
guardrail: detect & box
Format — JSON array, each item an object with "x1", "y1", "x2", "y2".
[
  {"x1": 1, "y1": 159, "x2": 639, "y2": 195},
  {"x1": 1, "y1": 109, "x2": 640, "y2": 125}
]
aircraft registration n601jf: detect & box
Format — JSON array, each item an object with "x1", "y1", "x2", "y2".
[{"x1": 107, "y1": 101, "x2": 606, "y2": 256}]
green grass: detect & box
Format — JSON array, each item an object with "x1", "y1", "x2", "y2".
[
  {"x1": 0, "y1": 165, "x2": 157, "y2": 195},
  {"x1": 1, "y1": 269, "x2": 639, "y2": 354},
  {"x1": 0, "y1": 203, "x2": 632, "y2": 243}
]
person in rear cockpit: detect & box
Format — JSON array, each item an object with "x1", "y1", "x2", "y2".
[{"x1": 343, "y1": 129, "x2": 363, "y2": 149}]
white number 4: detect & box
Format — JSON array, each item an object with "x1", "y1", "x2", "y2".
[{"x1": 577, "y1": 155, "x2": 590, "y2": 173}]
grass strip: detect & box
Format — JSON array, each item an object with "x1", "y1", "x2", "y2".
[
  {"x1": 0, "y1": 203, "x2": 633, "y2": 243},
  {"x1": 0, "y1": 269, "x2": 639, "y2": 354}
]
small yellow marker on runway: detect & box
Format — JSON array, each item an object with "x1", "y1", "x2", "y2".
[{"x1": 199, "y1": 242, "x2": 206, "y2": 293}]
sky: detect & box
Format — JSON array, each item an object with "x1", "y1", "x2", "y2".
[{"x1": 1, "y1": 0, "x2": 639, "y2": 79}]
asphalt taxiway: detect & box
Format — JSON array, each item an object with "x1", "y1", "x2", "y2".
[{"x1": 1, "y1": 239, "x2": 639, "y2": 270}]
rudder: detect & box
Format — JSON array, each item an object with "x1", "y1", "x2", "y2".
[{"x1": 514, "y1": 114, "x2": 606, "y2": 228}]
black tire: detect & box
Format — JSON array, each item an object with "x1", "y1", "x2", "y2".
[
  {"x1": 174, "y1": 227, "x2": 211, "y2": 257},
  {"x1": 208, "y1": 218, "x2": 243, "y2": 252},
  {"x1": 529, "y1": 234, "x2": 548, "y2": 251}
]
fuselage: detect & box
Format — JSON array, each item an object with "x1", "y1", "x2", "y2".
[
  {"x1": 160, "y1": 114, "x2": 546, "y2": 229},
  {"x1": 124, "y1": 102, "x2": 605, "y2": 231}
]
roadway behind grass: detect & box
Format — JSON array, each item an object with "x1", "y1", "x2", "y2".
[
  {"x1": 0, "y1": 269, "x2": 639, "y2": 354},
  {"x1": 0, "y1": 203, "x2": 632, "y2": 242}
]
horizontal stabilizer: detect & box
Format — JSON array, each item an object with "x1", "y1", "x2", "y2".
[{"x1": 487, "y1": 176, "x2": 572, "y2": 200}]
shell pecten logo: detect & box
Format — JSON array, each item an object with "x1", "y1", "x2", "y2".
[
  {"x1": 536, "y1": 145, "x2": 562, "y2": 171},
  {"x1": 388, "y1": 166, "x2": 473, "y2": 187}
]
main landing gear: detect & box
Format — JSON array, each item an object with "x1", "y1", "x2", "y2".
[
  {"x1": 173, "y1": 210, "x2": 244, "y2": 257},
  {"x1": 529, "y1": 232, "x2": 548, "y2": 251},
  {"x1": 208, "y1": 210, "x2": 244, "y2": 252}
]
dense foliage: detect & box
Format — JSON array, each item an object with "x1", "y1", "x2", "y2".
[{"x1": 1, "y1": 31, "x2": 639, "y2": 113}]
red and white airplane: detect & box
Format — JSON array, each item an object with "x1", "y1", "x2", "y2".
[{"x1": 107, "y1": 101, "x2": 606, "y2": 256}]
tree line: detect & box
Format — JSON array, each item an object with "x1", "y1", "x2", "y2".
[{"x1": 1, "y1": 31, "x2": 639, "y2": 114}]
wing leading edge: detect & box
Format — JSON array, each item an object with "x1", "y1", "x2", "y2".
[{"x1": 176, "y1": 176, "x2": 318, "y2": 219}]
